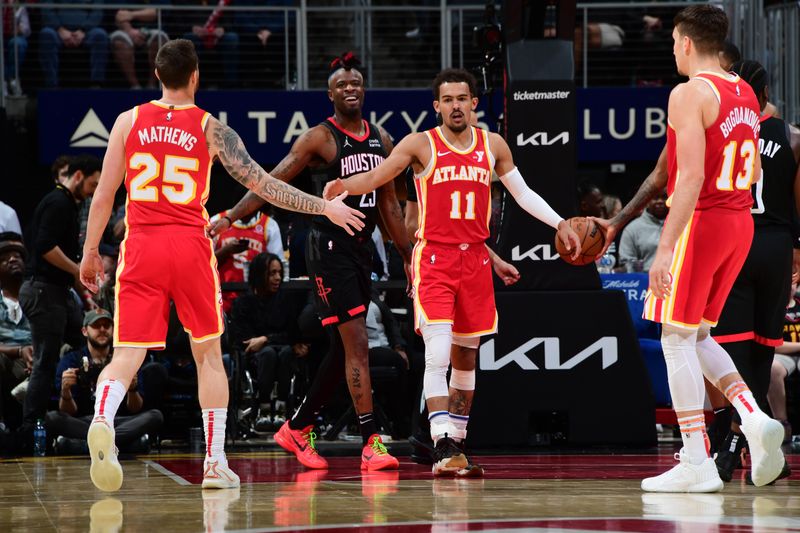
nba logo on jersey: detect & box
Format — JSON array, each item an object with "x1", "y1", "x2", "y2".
[
  {"x1": 166, "y1": 111, "x2": 173, "y2": 121},
  {"x1": 736, "y1": 85, "x2": 740, "y2": 96}
]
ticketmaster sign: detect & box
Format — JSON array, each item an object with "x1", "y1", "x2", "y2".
[{"x1": 38, "y1": 87, "x2": 670, "y2": 164}]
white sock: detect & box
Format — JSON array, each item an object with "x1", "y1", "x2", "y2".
[
  {"x1": 429, "y1": 410, "x2": 453, "y2": 444},
  {"x1": 202, "y1": 408, "x2": 227, "y2": 463},
  {"x1": 93, "y1": 379, "x2": 127, "y2": 426},
  {"x1": 724, "y1": 381, "x2": 763, "y2": 425},
  {"x1": 677, "y1": 414, "x2": 709, "y2": 465},
  {"x1": 449, "y1": 413, "x2": 468, "y2": 442}
]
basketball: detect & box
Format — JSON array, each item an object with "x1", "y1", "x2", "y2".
[{"x1": 555, "y1": 217, "x2": 605, "y2": 266}]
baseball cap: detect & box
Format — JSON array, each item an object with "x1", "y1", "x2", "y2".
[
  {"x1": 0, "y1": 232, "x2": 27, "y2": 260},
  {"x1": 83, "y1": 309, "x2": 113, "y2": 327}
]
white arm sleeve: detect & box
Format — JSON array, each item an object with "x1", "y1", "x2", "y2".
[{"x1": 499, "y1": 167, "x2": 564, "y2": 230}]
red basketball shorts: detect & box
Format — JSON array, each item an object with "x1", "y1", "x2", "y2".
[
  {"x1": 412, "y1": 240, "x2": 497, "y2": 337},
  {"x1": 114, "y1": 226, "x2": 223, "y2": 348},
  {"x1": 643, "y1": 209, "x2": 753, "y2": 329}
]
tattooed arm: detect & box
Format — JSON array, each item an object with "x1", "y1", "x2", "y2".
[
  {"x1": 209, "y1": 126, "x2": 329, "y2": 236},
  {"x1": 206, "y1": 117, "x2": 365, "y2": 234},
  {"x1": 592, "y1": 144, "x2": 668, "y2": 257}
]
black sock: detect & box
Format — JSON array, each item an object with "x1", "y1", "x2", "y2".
[
  {"x1": 289, "y1": 328, "x2": 346, "y2": 431},
  {"x1": 359, "y1": 412, "x2": 378, "y2": 444}
]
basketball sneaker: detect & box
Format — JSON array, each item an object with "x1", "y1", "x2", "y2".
[
  {"x1": 274, "y1": 421, "x2": 328, "y2": 469},
  {"x1": 361, "y1": 434, "x2": 400, "y2": 471},
  {"x1": 202, "y1": 457, "x2": 240, "y2": 489},
  {"x1": 641, "y1": 450, "x2": 723, "y2": 493},
  {"x1": 452, "y1": 440, "x2": 484, "y2": 478},
  {"x1": 740, "y1": 413, "x2": 785, "y2": 486},
  {"x1": 88, "y1": 416, "x2": 123, "y2": 492},
  {"x1": 746, "y1": 459, "x2": 791, "y2": 486},
  {"x1": 714, "y1": 431, "x2": 747, "y2": 482},
  {"x1": 432, "y1": 435, "x2": 468, "y2": 477}
]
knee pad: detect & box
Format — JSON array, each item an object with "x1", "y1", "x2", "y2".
[
  {"x1": 449, "y1": 368, "x2": 475, "y2": 391},
  {"x1": 421, "y1": 322, "x2": 452, "y2": 400},
  {"x1": 661, "y1": 326, "x2": 705, "y2": 412}
]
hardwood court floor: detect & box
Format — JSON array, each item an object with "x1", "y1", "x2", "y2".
[{"x1": 0, "y1": 450, "x2": 798, "y2": 532}]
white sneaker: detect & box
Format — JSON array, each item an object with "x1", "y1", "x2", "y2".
[
  {"x1": 88, "y1": 417, "x2": 123, "y2": 492},
  {"x1": 741, "y1": 414, "x2": 785, "y2": 487},
  {"x1": 202, "y1": 457, "x2": 240, "y2": 489},
  {"x1": 641, "y1": 450, "x2": 723, "y2": 493}
]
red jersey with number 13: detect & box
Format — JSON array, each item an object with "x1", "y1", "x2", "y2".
[
  {"x1": 666, "y1": 72, "x2": 760, "y2": 212},
  {"x1": 124, "y1": 101, "x2": 212, "y2": 228},
  {"x1": 415, "y1": 126, "x2": 494, "y2": 244}
]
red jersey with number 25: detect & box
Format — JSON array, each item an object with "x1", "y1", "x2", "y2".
[
  {"x1": 666, "y1": 72, "x2": 760, "y2": 212},
  {"x1": 415, "y1": 126, "x2": 495, "y2": 244},
  {"x1": 124, "y1": 101, "x2": 212, "y2": 228}
]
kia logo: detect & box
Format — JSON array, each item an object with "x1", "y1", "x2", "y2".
[{"x1": 516, "y1": 131, "x2": 570, "y2": 146}]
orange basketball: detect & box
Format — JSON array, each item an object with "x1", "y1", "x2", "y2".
[{"x1": 554, "y1": 217, "x2": 605, "y2": 266}]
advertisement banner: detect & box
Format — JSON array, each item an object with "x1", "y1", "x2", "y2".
[
  {"x1": 470, "y1": 290, "x2": 656, "y2": 447},
  {"x1": 38, "y1": 87, "x2": 670, "y2": 165}
]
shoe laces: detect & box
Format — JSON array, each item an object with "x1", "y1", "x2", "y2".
[
  {"x1": 301, "y1": 429, "x2": 320, "y2": 454},
  {"x1": 369, "y1": 437, "x2": 389, "y2": 456}
]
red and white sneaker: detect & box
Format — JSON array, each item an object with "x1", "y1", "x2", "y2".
[
  {"x1": 274, "y1": 422, "x2": 328, "y2": 469},
  {"x1": 361, "y1": 434, "x2": 399, "y2": 471},
  {"x1": 202, "y1": 457, "x2": 240, "y2": 489},
  {"x1": 88, "y1": 416, "x2": 123, "y2": 492}
]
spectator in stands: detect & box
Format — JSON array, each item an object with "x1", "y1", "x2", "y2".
[
  {"x1": 168, "y1": 0, "x2": 240, "y2": 87},
  {"x1": 618, "y1": 190, "x2": 667, "y2": 272},
  {"x1": 603, "y1": 194, "x2": 622, "y2": 220},
  {"x1": 19, "y1": 155, "x2": 100, "y2": 440},
  {"x1": 47, "y1": 310, "x2": 162, "y2": 454},
  {"x1": 769, "y1": 281, "x2": 800, "y2": 443},
  {"x1": 365, "y1": 290, "x2": 421, "y2": 438},
  {"x1": 51, "y1": 155, "x2": 73, "y2": 186},
  {"x1": 2, "y1": 1, "x2": 30, "y2": 96},
  {"x1": 235, "y1": 0, "x2": 293, "y2": 88},
  {"x1": 230, "y1": 253, "x2": 307, "y2": 431},
  {"x1": 210, "y1": 208, "x2": 284, "y2": 314},
  {"x1": 0, "y1": 202, "x2": 21, "y2": 234},
  {"x1": 110, "y1": 3, "x2": 169, "y2": 89},
  {"x1": 577, "y1": 181, "x2": 606, "y2": 217},
  {"x1": 0, "y1": 233, "x2": 32, "y2": 432},
  {"x1": 39, "y1": 0, "x2": 109, "y2": 88}
]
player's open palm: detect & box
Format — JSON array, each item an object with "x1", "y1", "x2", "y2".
[
  {"x1": 324, "y1": 192, "x2": 365, "y2": 235},
  {"x1": 80, "y1": 250, "x2": 104, "y2": 294},
  {"x1": 649, "y1": 249, "x2": 673, "y2": 300},
  {"x1": 556, "y1": 220, "x2": 582, "y2": 260},
  {"x1": 589, "y1": 217, "x2": 618, "y2": 259},
  {"x1": 323, "y1": 178, "x2": 345, "y2": 200}
]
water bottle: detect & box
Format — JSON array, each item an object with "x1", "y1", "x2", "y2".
[
  {"x1": 595, "y1": 252, "x2": 616, "y2": 274},
  {"x1": 33, "y1": 419, "x2": 46, "y2": 457}
]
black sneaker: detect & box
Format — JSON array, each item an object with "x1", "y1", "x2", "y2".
[
  {"x1": 409, "y1": 433, "x2": 434, "y2": 465},
  {"x1": 452, "y1": 441, "x2": 484, "y2": 478},
  {"x1": 715, "y1": 431, "x2": 747, "y2": 482},
  {"x1": 432, "y1": 435, "x2": 467, "y2": 477}
]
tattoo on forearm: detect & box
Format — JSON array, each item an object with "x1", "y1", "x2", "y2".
[
  {"x1": 449, "y1": 389, "x2": 473, "y2": 416},
  {"x1": 613, "y1": 176, "x2": 660, "y2": 227},
  {"x1": 351, "y1": 367, "x2": 361, "y2": 389},
  {"x1": 211, "y1": 123, "x2": 325, "y2": 215}
]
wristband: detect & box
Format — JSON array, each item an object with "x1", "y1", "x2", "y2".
[{"x1": 222, "y1": 215, "x2": 232, "y2": 226}]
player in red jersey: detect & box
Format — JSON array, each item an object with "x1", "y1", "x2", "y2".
[
  {"x1": 325, "y1": 68, "x2": 580, "y2": 476},
  {"x1": 636, "y1": 6, "x2": 785, "y2": 492},
  {"x1": 78, "y1": 39, "x2": 364, "y2": 492}
]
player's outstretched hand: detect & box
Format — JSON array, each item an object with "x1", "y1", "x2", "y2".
[
  {"x1": 493, "y1": 257, "x2": 520, "y2": 286},
  {"x1": 589, "y1": 217, "x2": 617, "y2": 259},
  {"x1": 323, "y1": 178, "x2": 346, "y2": 201},
  {"x1": 323, "y1": 192, "x2": 365, "y2": 236},
  {"x1": 80, "y1": 249, "x2": 104, "y2": 294},
  {"x1": 556, "y1": 219, "x2": 582, "y2": 260},
  {"x1": 208, "y1": 215, "x2": 231, "y2": 238}
]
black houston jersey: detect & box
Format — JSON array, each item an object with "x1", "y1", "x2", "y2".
[
  {"x1": 752, "y1": 116, "x2": 799, "y2": 228},
  {"x1": 311, "y1": 117, "x2": 387, "y2": 238}
]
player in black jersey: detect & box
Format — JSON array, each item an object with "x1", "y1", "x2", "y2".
[
  {"x1": 210, "y1": 53, "x2": 411, "y2": 471},
  {"x1": 710, "y1": 60, "x2": 799, "y2": 482}
]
